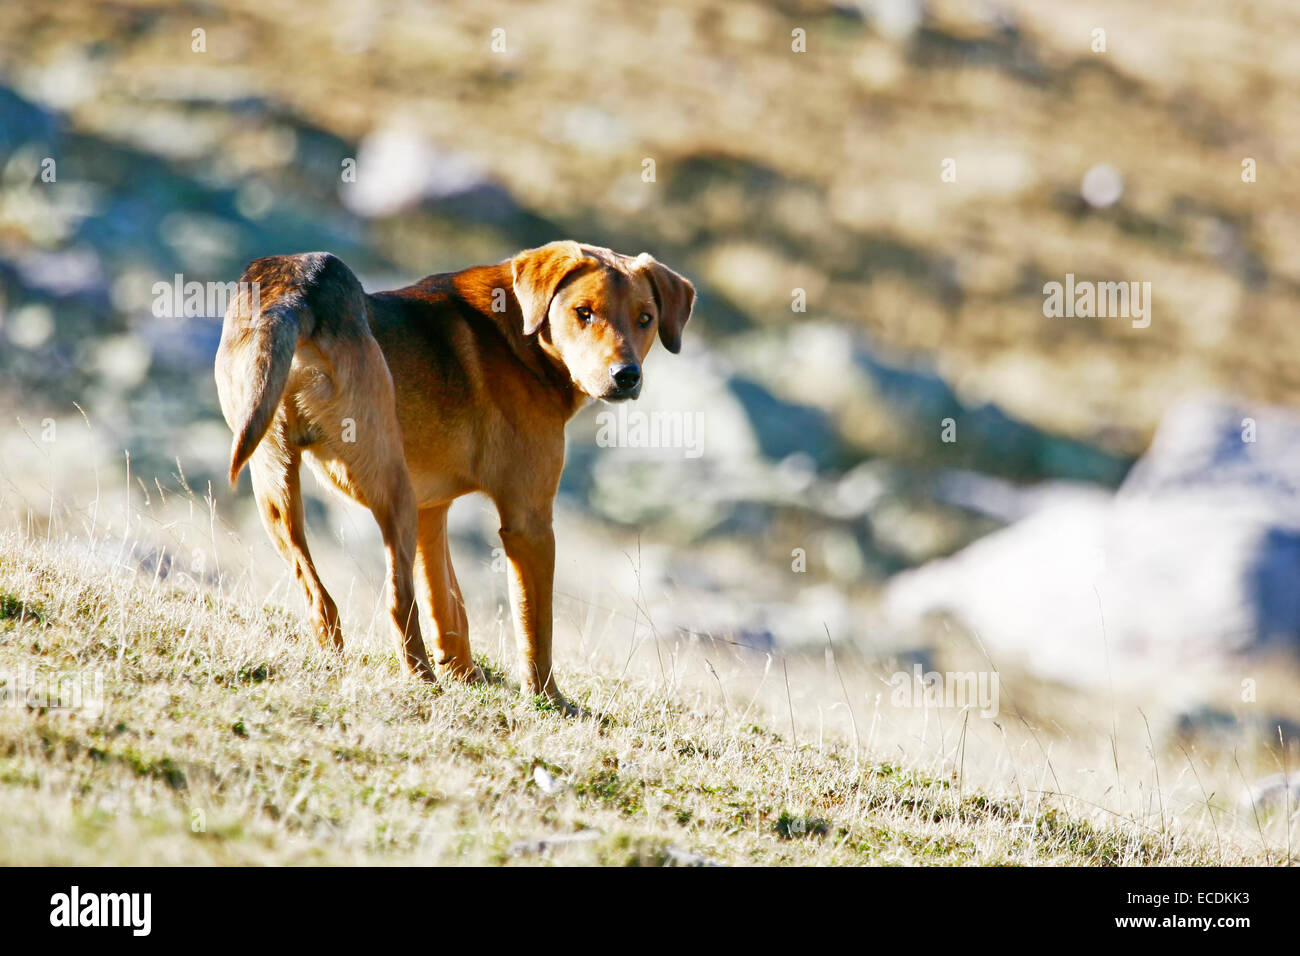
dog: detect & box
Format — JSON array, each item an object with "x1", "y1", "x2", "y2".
[{"x1": 214, "y1": 241, "x2": 694, "y2": 712}]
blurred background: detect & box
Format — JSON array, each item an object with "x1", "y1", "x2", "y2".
[{"x1": 2, "y1": 0, "x2": 1300, "y2": 842}]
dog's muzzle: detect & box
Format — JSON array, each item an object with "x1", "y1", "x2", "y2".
[{"x1": 606, "y1": 363, "x2": 642, "y2": 400}]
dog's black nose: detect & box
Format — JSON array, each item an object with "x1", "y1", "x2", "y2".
[{"x1": 610, "y1": 363, "x2": 641, "y2": 392}]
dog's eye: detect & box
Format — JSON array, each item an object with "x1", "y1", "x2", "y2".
[
  {"x1": 638, "y1": 312, "x2": 653, "y2": 328},
  {"x1": 575, "y1": 306, "x2": 593, "y2": 322}
]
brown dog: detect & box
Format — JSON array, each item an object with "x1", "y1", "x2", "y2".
[{"x1": 214, "y1": 241, "x2": 694, "y2": 711}]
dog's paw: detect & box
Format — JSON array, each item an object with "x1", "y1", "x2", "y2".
[
  {"x1": 525, "y1": 686, "x2": 581, "y2": 718},
  {"x1": 551, "y1": 694, "x2": 580, "y2": 718},
  {"x1": 438, "y1": 660, "x2": 486, "y2": 685},
  {"x1": 416, "y1": 664, "x2": 438, "y2": 684}
]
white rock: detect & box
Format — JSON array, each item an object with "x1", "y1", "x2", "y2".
[
  {"x1": 1081, "y1": 163, "x2": 1124, "y2": 209},
  {"x1": 532, "y1": 765, "x2": 564, "y2": 795},
  {"x1": 342, "y1": 124, "x2": 488, "y2": 218},
  {"x1": 884, "y1": 397, "x2": 1300, "y2": 688},
  {"x1": 1241, "y1": 773, "x2": 1300, "y2": 815}
]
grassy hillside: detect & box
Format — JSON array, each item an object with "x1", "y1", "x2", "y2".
[{"x1": 0, "y1": 531, "x2": 1270, "y2": 866}]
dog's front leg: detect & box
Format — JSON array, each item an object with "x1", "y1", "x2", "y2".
[{"x1": 497, "y1": 507, "x2": 571, "y2": 714}]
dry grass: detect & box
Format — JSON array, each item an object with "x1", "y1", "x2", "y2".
[{"x1": 0, "y1": 529, "x2": 1283, "y2": 866}]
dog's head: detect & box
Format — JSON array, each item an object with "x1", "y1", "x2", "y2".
[{"x1": 511, "y1": 240, "x2": 694, "y2": 401}]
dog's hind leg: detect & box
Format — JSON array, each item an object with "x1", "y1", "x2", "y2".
[
  {"x1": 303, "y1": 334, "x2": 437, "y2": 684},
  {"x1": 415, "y1": 504, "x2": 481, "y2": 682},
  {"x1": 248, "y1": 436, "x2": 342, "y2": 652},
  {"x1": 363, "y1": 462, "x2": 435, "y2": 682}
]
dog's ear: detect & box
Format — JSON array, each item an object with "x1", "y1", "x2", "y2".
[
  {"x1": 635, "y1": 254, "x2": 695, "y2": 354},
  {"x1": 511, "y1": 240, "x2": 590, "y2": 335}
]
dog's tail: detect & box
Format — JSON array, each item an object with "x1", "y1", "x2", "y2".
[
  {"x1": 222, "y1": 301, "x2": 301, "y2": 485},
  {"x1": 216, "y1": 252, "x2": 365, "y2": 485}
]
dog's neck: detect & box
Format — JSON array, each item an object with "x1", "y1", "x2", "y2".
[{"x1": 470, "y1": 264, "x2": 586, "y2": 420}]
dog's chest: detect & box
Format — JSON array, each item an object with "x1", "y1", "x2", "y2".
[{"x1": 408, "y1": 469, "x2": 477, "y2": 508}]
